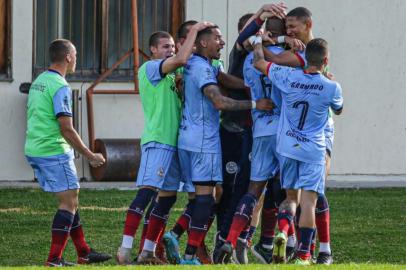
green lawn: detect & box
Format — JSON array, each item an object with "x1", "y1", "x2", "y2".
[{"x1": 0, "y1": 188, "x2": 405, "y2": 267}]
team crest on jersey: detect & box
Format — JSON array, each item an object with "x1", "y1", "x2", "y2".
[
  {"x1": 157, "y1": 167, "x2": 165, "y2": 178},
  {"x1": 226, "y1": 161, "x2": 238, "y2": 174},
  {"x1": 63, "y1": 96, "x2": 70, "y2": 107},
  {"x1": 205, "y1": 67, "x2": 214, "y2": 80}
]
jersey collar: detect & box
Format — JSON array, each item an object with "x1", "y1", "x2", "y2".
[
  {"x1": 193, "y1": 53, "x2": 210, "y2": 63},
  {"x1": 48, "y1": 69, "x2": 64, "y2": 77}
]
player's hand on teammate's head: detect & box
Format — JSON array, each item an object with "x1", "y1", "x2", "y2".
[
  {"x1": 89, "y1": 153, "x2": 105, "y2": 168},
  {"x1": 284, "y1": 36, "x2": 306, "y2": 51},
  {"x1": 255, "y1": 98, "x2": 275, "y2": 111},
  {"x1": 260, "y1": 10, "x2": 284, "y2": 20},
  {"x1": 260, "y1": 3, "x2": 287, "y2": 19},
  {"x1": 193, "y1": 21, "x2": 215, "y2": 32}
]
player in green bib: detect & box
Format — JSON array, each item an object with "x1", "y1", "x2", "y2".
[
  {"x1": 24, "y1": 39, "x2": 111, "y2": 266},
  {"x1": 117, "y1": 22, "x2": 214, "y2": 265}
]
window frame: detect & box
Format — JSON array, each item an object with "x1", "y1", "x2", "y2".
[
  {"x1": 0, "y1": 0, "x2": 13, "y2": 82},
  {"x1": 32, "y1": 0, "x2": 184, "y2": 82}
]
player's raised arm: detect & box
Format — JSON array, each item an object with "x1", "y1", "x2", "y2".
[
  {"x1": 203, "y1": 84, "x2": 274, "y2": 111},
  {"x1": 235, "y1": 3, "x2": 287, "y2": 51},
  {"x1": 263, "y1": 47, "x2": 305, "y2": 68},
  {"x1": 251, "y1": 36, "x2": 271, "y2": 75},
  {"x1": 161, "y1": 22, "x2": 214, "y2": 74}
]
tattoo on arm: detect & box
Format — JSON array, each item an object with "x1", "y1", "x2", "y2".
[
  {"x1": 203, "y1": 85, "x2": 251, "y2": 111},
  {"x1": 253, "y1": 44, "x2": 269, "y2": 75},
  {"x1": 254, "y1": 44, "x2": 265, "y2": 64}
]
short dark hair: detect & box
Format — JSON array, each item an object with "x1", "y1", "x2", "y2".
[
  {"x1": 305, "y1": 38, "x2": 328, "y2": 67},
  {"x1": 265, "y1": 17, "x2": 286, "y2": 36},
  {"x1": 177, "y1": 20, "x2": 198, "y2": 39},
  {"x1": 238, "y1": 13, "x2": 254, "y2": 32},
  {"x1": 196, "y1": 25, "x2": 219, "y2": 44},
  {"x1": 49, "y1": 39, "x2": 73, "y2": 64},
  {"x1": 287, "y1": 7, "x2": 312, "y2": 22},
  {"x1": 149, "y1": 31, "x2": 172, "y2": 48}
]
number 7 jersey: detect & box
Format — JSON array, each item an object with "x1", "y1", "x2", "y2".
[{"x1": 267, "y1": 64, "x2": 343, "y2": 164}]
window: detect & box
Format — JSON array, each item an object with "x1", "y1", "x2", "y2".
[
  {"x1": 0, "y1": 0, "x2": 12, "y2": 80},
  {"x1": 34, "y1": 0, "x2": 184, "y2": 82}
]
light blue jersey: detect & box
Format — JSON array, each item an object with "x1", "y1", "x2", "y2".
[
  {"x1": 295, "y1": 50, "x2": 335, "y2": 153},
  {"x1": 178, "y1": 54, "x2": 220, "y2": 153},
  {"x1": 267, "y1": 64, "x2": 343, "y2": 164},
  {"x1": 243, "y1": 46, "x2": 285, "y2": 138}
]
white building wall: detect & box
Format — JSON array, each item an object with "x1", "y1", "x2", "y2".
[{"x1": 1, "y1": 0, "x2": 405, "y2": 181}]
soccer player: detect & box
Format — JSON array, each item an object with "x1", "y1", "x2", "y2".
[
  {"x1": 253, "y1": 36, "x2": 343, "y2": 265},
  {"x1": 213, "y1": 15, "x2": 287, "y2": 264},
  {"x1": 213, "y1": 4, "x2": 288, "y2": 265},
  {"x1": 261, "y1": 7, "x2": 335, "y2": 264},
  {"x1": 116, "y1": 22, "x2": 213, "y2": 265},
  {"x1": 24, "y1": 39, "x2": 112, "y2": 266},
  {"x1": 162, "y1": 20, "x2": 229, "y2": 265},
  {"x1": 177, "y1": 25, "x2": 274, "y2": 265}
]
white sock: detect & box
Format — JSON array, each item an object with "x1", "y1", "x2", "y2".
[
  {"x1": 262, "y1": 244, "x2": 273, "y2": 250},
  {"x1": 121, "y1": 235, "x2": 134, "y2": 249},
  {"x1": 143, "y1": 239, "x2": 157, "y2": 252},
  {"x1": 237, "y1": 237, "x2": 247, "y2": 243},
  {"x1": 287, "y1": 235, "x2": 296, "y2": 247},
  {"x1": 319, "y1": 242, "x2": 331, "y2": 254}
]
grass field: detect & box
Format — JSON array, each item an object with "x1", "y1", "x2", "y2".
[{"x1": 0, "y1": 187, "x2": 405, "y2": 268}]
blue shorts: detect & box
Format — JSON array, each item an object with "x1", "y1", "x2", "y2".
[
  {"x1": 250, "y1": 135, "x2": 280, "y2": 181},
  {"x1": 25, "y1": 150, "x2": 79, "y2": 193},
  {"x1": 178, "y1": 149, "x2": 223, "y2": 183},
  {"x1": 178, "y1": 181, "x2": 195, "y2": 193},
  {"x1": 325, "y1": 135, "x2": 334, "y2": 156},
  {"x1": 279, "y1": 155, "x2": 325, "y2": 194},
  {"x1": 136, "y1": 142, "x2": 182, "y2": 191}
]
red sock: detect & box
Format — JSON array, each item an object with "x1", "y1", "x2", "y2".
[
  {"x1": 278, "y1": 218, "x2": 290, "y2": 236},
  {"x1": 200, "y1": 214, "x2": 215, "y2": 246},
  {"x1": 47, "y1": 210, "x2": 74, "y2": 262},
  {"x1": 226, "y1": 215, "x2": 249, "y2": 248},
  {"x1": 48, "y1": 232, "x2": 70, "y2": 262},
  {"x1": 123, "y1": 210, "x2": 143, "y2": 236},
  {"x1": 138, "y1": 223, "x2": 148, "y2": 255},
  {"x1": 176, "y1": 214, "x2": 190, "y2": 231},
  {"x1": 145, "y1": 215, "x2": 166, "y2": 243},
  {"x1": 70, "y1": 225, "x2": 91, "y2": 257},
  {"x1": 261, "y1": 208, "x2": 278, "y2": 238},
  {"x1": 316, "y1": 210, "x2": 330, "y2": 243},
  {"x1": 188, "y1": 229, "x2": 206, "y2": 248}
]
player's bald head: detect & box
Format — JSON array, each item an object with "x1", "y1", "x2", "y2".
[{"x1": 305, "y1": 38, "x2": 328, "y2": 67}]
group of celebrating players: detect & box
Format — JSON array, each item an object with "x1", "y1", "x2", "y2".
[
  {"x1": 116, "y1": 2, "x2": 343, "y2": 266},
  {"x1": 24, "y1": 2, "x2": 343, "y2": 267}
]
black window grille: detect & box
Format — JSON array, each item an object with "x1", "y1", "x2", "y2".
[
  {"x1": 0, "y1": 0, "x2": 12, "y2": 80},
  {"x1": 33, "y1": 0, "x2": 179, "y2": 82}
]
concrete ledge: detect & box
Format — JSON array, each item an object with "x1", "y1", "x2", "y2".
[{"x1": 0, "y1": 179, "x2": 405, "y2": 189}]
